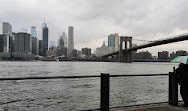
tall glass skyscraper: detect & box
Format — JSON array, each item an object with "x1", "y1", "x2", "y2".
[
  {"x1": 42, "y1": 23, "x2": 48, "y2": 57},
  {"x1": 108, "y1": 33, "x2": 119, "y2": 52},
  {"x1": 2, "y1": 22, "x2": 12, "y2": 35},
  {"x1": 31, "y1": 26, "x2": 37, "y2": 37},
  {"x1": 108, "y1": 35, "x2": 115, "y2": 47},
  {"x1": 68, "y1": 26, "x2": 74, "y2": 57}
]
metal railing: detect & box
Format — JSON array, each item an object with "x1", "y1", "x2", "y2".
[{"x1": 0, "y1": 72, "x2": 179, "y2": 111}]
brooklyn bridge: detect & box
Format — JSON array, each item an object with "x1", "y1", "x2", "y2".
[{"x1": 101, "y1": 34, "x2": 188, "y2": 63}]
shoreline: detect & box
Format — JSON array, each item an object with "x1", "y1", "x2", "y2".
[{"x1": 0, "y1": 59, "x2": 171, "y2": 62}]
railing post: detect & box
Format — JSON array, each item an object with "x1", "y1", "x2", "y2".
[
  {"x1": 100, "y1": 73, "x2": 110, "y2": 111},
  {"x1": 169, "y1": 72, "x2": 173, "y2": 105},
  {"x1": 169, "y1": 72, "x2": 178, "y2": 106}
]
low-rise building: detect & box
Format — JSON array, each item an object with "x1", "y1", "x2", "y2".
[
  {"x1": 57, "y1": 46, "x2": 67, "y2": 57},
  {"x1": 132, "y1": 51, "x2": 153, "y2": 60},
  {"x1": 95, "y1": 41, "x2": 114, "y2": 57},
  {"x1": 46, "y1": 50, "x2": 57, "y2": 57},
  {"x1": 158, "y1": 51, "x2": 169, "y2": 60},
  {"x1": 176, "y1": 50, "x2": 187, "y2": 56},
  {"x1": 82, "y1": 47, "x2": 91, "y2": 57},
  {"x1": 170, "y1": 52, "x2": 176, "y2": 60},
  {"x1": 72, "y1": 49, "x2": 77, "y2": 58}
]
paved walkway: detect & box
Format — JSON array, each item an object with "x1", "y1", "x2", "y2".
[{"x1": 110, "y1": 103, "x2": 188, "y2": 111}]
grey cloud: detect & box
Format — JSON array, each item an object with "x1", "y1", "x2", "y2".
[{"x1": 76, "y1": 0, "x2": 188, "y2": 38}]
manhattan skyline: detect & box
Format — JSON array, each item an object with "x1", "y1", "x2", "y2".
[{"x1": 1, "y1": 0, "x2": 188, "y2": 56}]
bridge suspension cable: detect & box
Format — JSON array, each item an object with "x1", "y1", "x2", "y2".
[{"x1": 133, "y1": 39, "x2": 154, "y2": 42}]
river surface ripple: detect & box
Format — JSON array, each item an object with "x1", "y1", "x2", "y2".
[{"x1": 0, "y1": 61, "x2": 179, "y2": 111}]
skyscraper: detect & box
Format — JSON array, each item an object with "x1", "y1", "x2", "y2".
[
  {"x1": 62, "y1": 32, "x2": 67, "y2": 48},
  {"x1": 57, "y1": 33, "x2": 68, "y2": 57},
  {"x1": 108, "y1": 33, "x2": 119, "y2": 52},
  {"x1": 31, "y1": 26, "x2": 37, "y2": 37},
  {"x1": 0, "y1": 35, "x2": 12, "y2": 53},
  {"x1": 58, "y1": 33, "x2": 67, "y2": 48},
  {"x1": 58, "y1": 36, "x2": 64, "y2": 48},
  {"x1": 14, "y1": 33, "x2": 32, "y2": 53},
  {"x1": 42, "y1": 22, "x2": 48, "y2": 57},
  {"x1": 2, "y1": 22, "x2": 12, "y2": 35},
  {"x1": 68, "y1": 26, "x2": 74, "y2": 57},
  {"x1": 39, "y1": 40, "x2": 43, "y2": 56},
  {"x1": 32, "y1": 37, "x2": 39, "y2": 55}
]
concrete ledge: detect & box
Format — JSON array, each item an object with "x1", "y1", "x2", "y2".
[{"x1": 110, "y1": 103, "x2": 188, "y2": 111}]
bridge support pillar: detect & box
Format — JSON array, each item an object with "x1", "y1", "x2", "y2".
[{"x1": 119, "y1": 36, "x2": 132, "y2": 63}]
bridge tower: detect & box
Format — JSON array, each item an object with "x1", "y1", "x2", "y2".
[{"x1": 119, "y1": 36, "x2": 132, "y2": 63}]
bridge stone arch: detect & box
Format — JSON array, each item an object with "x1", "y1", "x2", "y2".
[
  {"x1": 122, "y1": 41, "x2": 125, "y2": 49},
  {"x1": 119, "y1": 36, "x2": 132, "y2": 63}
]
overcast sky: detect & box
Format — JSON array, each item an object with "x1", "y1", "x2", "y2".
[{"x1": 1, "y1": 0, "x2": 188, "y2": 56}]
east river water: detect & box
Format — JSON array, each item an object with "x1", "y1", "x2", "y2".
[{"x1": 0, "y1": 61, "x2": 180, "y2": 111}]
